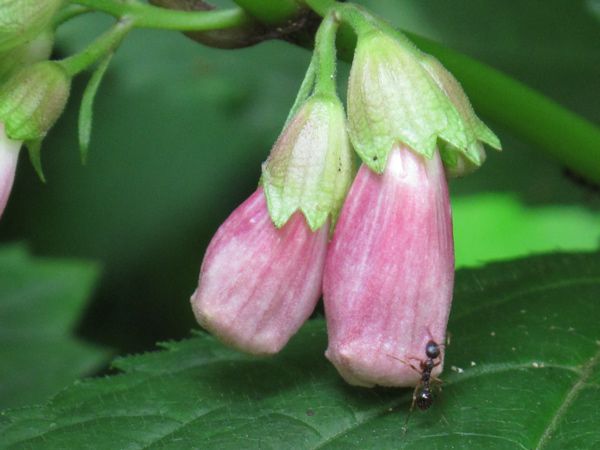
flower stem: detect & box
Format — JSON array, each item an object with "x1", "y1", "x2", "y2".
[
  {"x1": 59, "y1": 19, "x2": 134, "y2": 76},
  {"x1": 232, "y1": 0, "x2": 301, "y2": 25},
  {"x1": 70, "y1": 0, "x2": 250, "y2": 31},
  {"x1": 285, "y1": 10, "x2": 340, "y2": 124},
  {"x1": 53, "y1": 5, "x2": 93, "y2": 27},
  {"x1": 313, "y1": 12, "x2": 339, "y2": 97}
]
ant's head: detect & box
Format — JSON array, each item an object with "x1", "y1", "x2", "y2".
[{"x1": 425, "y1": 340, "x2": 440, "y2": 359}]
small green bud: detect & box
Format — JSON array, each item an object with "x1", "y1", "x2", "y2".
[
  {"x1": 347, "y1": 30, "x2": 499, "y2": 175},
  {"x1": 0, "y1": 0, "x2": 62, "y2": 52},
  {"x1": 0, "y1": 61, "x2": 71, "y2": 140},
  {"x1": 420, "y1": 55, "x2": 500, "y2": 177},
  {"x1": 262, "y1": 94, "x2": 354, "y2": 231},
  {"x1": 0, "y1": 31, "x2": 54, "y2": 83}
]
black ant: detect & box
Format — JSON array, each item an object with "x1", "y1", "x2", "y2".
[
  {"x1": 388, "y1": 339, "x2": 444, "y2": 429},
  {"x1": 412, "y1": 340, "x2": 442, "y2": 411}
]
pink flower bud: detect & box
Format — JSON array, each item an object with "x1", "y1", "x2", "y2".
[
  {"x1": 191, "y1": 187, "x2": 328, "y2": 355},
  {"x1": 0, "y1": 123, "x2": 21, "y2": 219},
  {"x1": 323, "y1": 146, "x2": 454, "y2": 387}
]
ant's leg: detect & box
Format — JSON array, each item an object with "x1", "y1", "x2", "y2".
[
  {"x1": 409, "y1": 384, "x2": 419, "y2": 412},
  {"x1": 405, "y1": 354, "x2": 424, "y2": 364},
  {"x1": 431, "y1": 375, "x2": 444, "y2": 385},
  {"x1": 430, "y1": 360, "x2": 444, "y2": 385},
  {"x1": 386, "y1": 354, "x2": 421, "y2": 375},
  {"x1": 403, "y1": 384, "x2": 421, "y2": 434}
]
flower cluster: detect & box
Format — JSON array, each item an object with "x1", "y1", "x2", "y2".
[{"x1": 191, "y1": 10, "x2": 500, "y2": 386}]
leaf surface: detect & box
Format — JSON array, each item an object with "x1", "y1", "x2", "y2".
[
  {"x1": 0, "y1": 245, "x2": 108, "y2": 410},
  {"x1": 1, "y1": 251, "x2": 599, "y2": 449}
]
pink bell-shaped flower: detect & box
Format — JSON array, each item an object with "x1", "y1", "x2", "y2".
[
  {"x1": 190, "y1": 90, "x2": 352, "y2": 356},
  {"x1": 191, "y1": 187, "x2": 328, "y2": 355},
  {"x1": 323, "y1": 145, "x2": 454, "y2": 387},
  {"x1": 0, "y1": 123, "x2": 21, "y2": 218}
]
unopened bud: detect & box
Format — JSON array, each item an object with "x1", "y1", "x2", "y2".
[
  {"x1": 0, "y1": 61, "x2": 70, "y2": 141},
  {"x1": 0, "y1": 0, "x2": 62, "y2": 53},
  {"x1": 0, "y1": 31, "x2": 54, "y2": 83}
]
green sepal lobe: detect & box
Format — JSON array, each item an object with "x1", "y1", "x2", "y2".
[{"x1": 262, "y1": 94, "x2": 354, "y2": 232}]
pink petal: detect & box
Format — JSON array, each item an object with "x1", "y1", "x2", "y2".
[
  {"x1": 324, "y1": 146, "x2": 454, "y2": 386},
  {"x1": 191, "y1": 187, "x2": 328, "y2": 355},
  {"x1": 0, "y1": 124, "x2": 21, "y2": 219}
]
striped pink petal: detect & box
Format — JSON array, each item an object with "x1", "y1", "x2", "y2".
[
  {"x1": 191, "y1": 187, "x2": 328, "y2": 355},
  {"x1": 324, "y1": 145, "x2": 454, "y2": 386}
]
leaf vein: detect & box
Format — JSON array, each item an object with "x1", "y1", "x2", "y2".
[
  {"x1": 139, "y1": 406, "x2": 229, "y2": 449},
  {"x1": 419, "y1": 431, "x2": 530, "y2": 450},
  {"x1": 535, "y1": 346, "x2": 600, "y2": 449},
  {"x1": 309, "y1": 362, "x2": 580, "y2": 450},
  {"x1": 452, "y1": 277, "x2": 600, "y2": 322}
]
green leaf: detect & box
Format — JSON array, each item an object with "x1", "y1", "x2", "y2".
[
  {"x1": 0, "y1": 244, "x2": 109, "y2": 410},
  {"x1": 452, "y1": 193, "x2": 600, "y2": 268},
  {"x1": 78, "y1": 53, "x2": 113, "y2": 164},
  {"x1": 589, "y1": 0, "x2": 600, "y2": 22},
  {"x1": 2, "y1": 251, "x2": 599, "y2": 448}
]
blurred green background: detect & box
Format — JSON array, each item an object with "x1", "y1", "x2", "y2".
[{"x1": 1, "y1": 0, "x2": 599, "y2": 355}]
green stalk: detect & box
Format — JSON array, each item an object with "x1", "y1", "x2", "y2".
[
  {"x1": 284, "y1": 11, "x2": 340, "y2": 123},
  {"x1": 304, "y1": 0, "x2": 336, "y2": 15},
  {"x1": 71, "y1": 0, "x2": 250, "y2": 31},
  {"x1": 232, "y1": 0, "x2": 301, "y2": 24},
  {"x1": 59, "y1": 19, "x2": 133, "y2": 76},
  {"x1": 53, "y1": 5, "x2": 93, "y2": 27},
  {"x1": 313, "y1": 12, "x2": 339, "y2": 97}
]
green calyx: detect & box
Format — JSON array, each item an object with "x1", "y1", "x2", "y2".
[
  {"x1": 347, "y1": 30, "x2": 500, "y2": 175},
  {"x1": 0, "y1": 0, "x2": 63, "y2": 53},
  {"x1": 0, "y1": 61, "x2": 71, "y2": 141},
  {"x1": 262, "y1": 94, "x2": 354, "y2": 232},
  {"x1": 0, "y1": 31, "x2": 54, "y2": 84},
  {"x1": 420, "y1": 55, "x2": 501, "y2": 177}
]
